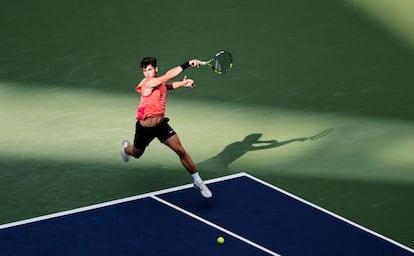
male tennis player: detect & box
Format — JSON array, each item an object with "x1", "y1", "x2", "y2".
[{"x1": 120, "y1": 56, "x2": 212, "y2": 198}]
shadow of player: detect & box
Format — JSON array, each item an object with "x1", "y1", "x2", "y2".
[{"x1": 197, "y1": 129, "x2": 333, "y2": 173}]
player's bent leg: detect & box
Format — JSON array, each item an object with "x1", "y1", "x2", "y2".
[
  {"x1": 121, "y1": 140, "x2": 144, "y2": 162},
  {"x1": 128, "y1": 145, "x2": 144, "y2": 159}
]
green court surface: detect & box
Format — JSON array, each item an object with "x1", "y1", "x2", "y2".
[{"x1": 1, "y1": 0, "x2": 413, "y2": 249}]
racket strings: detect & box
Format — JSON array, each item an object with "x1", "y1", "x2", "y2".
[{"x1": 213, "y1": 51, "x2": 232, "y2": 74}]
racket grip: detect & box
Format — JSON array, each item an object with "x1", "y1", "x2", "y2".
[{"x1": 200, "y1": 61, "x2": 207, "y2": 66}]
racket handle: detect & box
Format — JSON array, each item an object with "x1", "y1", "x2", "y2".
[{"x1": 200, "y1": 61, "x2": 207, "y2": 66}]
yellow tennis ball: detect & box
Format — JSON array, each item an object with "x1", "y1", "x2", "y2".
[{"x1": 217, "y1": 237, "x2": 224, "y2": 244}]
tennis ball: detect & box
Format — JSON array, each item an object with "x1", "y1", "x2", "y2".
[{"x1": 217, "y1": 236, "x2": 224, "y2": 244}]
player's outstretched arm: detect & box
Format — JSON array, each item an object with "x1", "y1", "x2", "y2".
[{"x1": 144, "y1": 59, "x2": 201, "y2": 89}]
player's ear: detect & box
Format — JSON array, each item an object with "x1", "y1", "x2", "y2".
[{"x1": 155, "y1": 67, "x2": 159, "y2": 73}]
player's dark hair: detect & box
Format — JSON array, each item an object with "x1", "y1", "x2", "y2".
[{"x1": 140, "y1": 56, "x2": 157, "y2": 69}]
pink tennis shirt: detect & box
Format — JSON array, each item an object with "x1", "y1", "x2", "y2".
[{"x1": 135, "y1": 83, "x2": 167, "y2": 120}]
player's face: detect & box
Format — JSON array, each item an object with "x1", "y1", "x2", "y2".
[{"x1": 142, "y1": 64, "x2": 158, "y2": 78}]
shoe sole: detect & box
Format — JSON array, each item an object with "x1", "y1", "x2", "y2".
[{"x1": 121, "y1": 140, "x2": 130, "y2": 162}]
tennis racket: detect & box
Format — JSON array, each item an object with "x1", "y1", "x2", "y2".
[{"x1": 200, "y1": 50, "x2": 233, "y2": 75}]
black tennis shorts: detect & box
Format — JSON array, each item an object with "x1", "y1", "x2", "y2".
[{"x1": 134, "y1": 118, "x2": 176, "y2": 151}]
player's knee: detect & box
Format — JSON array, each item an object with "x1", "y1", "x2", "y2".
[{"x1": 175, "y1": 147, "x2": 187, "y2": 158}]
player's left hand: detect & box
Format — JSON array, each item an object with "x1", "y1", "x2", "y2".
[{"x1": 182, "y1": 76, "x2": 195, "y2": 88}]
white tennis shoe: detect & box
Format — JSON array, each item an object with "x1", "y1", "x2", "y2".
[
  {"x1": 194, "y1": 182, "x2": 212, "y2": 198},
  {"x1": 121, "y1": 140, "x2": 130, "y2": 162}
]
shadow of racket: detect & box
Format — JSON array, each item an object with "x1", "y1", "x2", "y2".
[{"x1": 309, "y1": 128, "x2": 334, "y2": 141}]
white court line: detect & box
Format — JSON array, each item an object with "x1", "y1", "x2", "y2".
[
  {"x1": 0, "y1": 172, "x2": 246, "y2": 230},
  {"x1": 242, "y1": 172, "x2": 414, "y2": 253},
  {"x1": 151, "y1": 195, "x2": 282, "y2": 256}
]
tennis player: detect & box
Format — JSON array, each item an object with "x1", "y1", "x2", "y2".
[{"x1": 120, "y1": 56, "x2": 212, "y2": 198}]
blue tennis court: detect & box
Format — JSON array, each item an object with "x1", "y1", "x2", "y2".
[{"x1": 0, "y1": 172, "x2": 412, "y2": 256}]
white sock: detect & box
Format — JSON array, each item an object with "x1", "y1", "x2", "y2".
[{"x1": 191, "y1": 172, "x2": 203, "y2": 184}]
